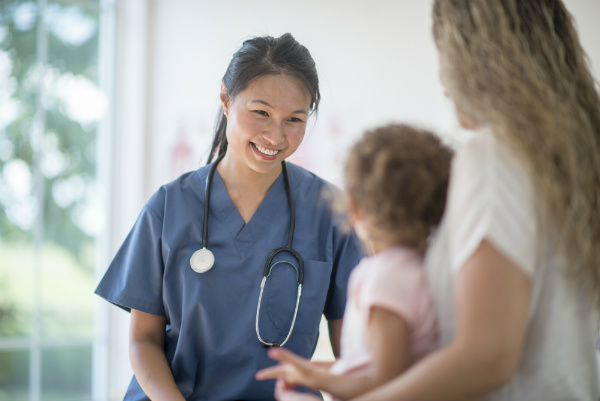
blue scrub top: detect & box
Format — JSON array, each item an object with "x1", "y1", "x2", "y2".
[{"x1": 95, "y1": 161, "x2": 362, "y2": 401}]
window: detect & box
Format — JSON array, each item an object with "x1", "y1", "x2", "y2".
[{"x1": 0, "y1": 1, "x2": 108, "y2": 400}]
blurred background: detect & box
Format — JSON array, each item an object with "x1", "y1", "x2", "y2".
[{"x1": 0, "y1": 1, "x2": 598, "y2": 400}]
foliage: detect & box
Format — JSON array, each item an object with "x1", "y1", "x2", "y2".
[
  {"x1": 0, "y1": 0, "x2": 100, "y2": 266},
  {"x1": 0, "y1": 3, "x2": 100, "y2": 398}
]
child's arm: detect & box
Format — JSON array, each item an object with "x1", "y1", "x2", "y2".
[{"x1": 256, "y1": 306, "x2": 410, "y2": 400}]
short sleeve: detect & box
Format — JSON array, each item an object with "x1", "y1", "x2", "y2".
[
  {"x1": 446, "y1": 132, "x2": 538, "y2": 276},
  {"x1": 361, "y1": 252, "x2": 428, "y2": 328},
  {"x1": 94, "y1": 198, "x2": 166, "y2": 316},
  {"x1": 323, "y1": 228, "x2": 363, "y2": 321}
]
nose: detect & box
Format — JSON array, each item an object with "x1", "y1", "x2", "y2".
[{"x1": 263, "y1": 120, "x2": 285, "y2": 145}]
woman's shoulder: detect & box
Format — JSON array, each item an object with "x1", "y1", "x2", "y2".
[
  {"x1": 445, "y1": 128, "x2": 538, "y2": 275},
  {"x1": 285, "y1": 161, "x2": 341, "y2": 194},
  {"x1": 456, "y1": 129, "x2": 525, "y2": 175},
  {"x1": 146, "y1": 165, "x2": 211, "y2": 214},
  {"x1": 285, "y1": 162, "x2": 344, "y2": 218}
]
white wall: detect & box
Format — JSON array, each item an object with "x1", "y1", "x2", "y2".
[
  {"x1": 143, "y1": 0, "x2": 600, "y2": 192},
  {"x1": 145, "y1": 0, "x2": 453, "y2": 190},
  {"x1": 102, "y1": 0, "x2": 600, "y2": 398}
]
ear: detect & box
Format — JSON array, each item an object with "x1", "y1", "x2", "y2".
[
  {"x1": 346, "y1": 194, "x2": 363, "y2": 226},
  {"x1": 220, "y1": 83, "x2": 230, "y2": 117}
]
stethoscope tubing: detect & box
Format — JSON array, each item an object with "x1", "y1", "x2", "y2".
[
  {"x1": 202, "y1": 153, "x2": 225, "y2": 249},
  {"x1": 199, "y1": 154, "x2": 304, "y2": 347}
]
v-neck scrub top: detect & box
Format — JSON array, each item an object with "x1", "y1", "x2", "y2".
[{"x1": 95, "y1": 161, "x2": 362, "y2": 401}]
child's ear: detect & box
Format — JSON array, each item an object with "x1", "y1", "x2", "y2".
[{"x1": 346, "y1": 194, "x2": 362, "y2": 225}]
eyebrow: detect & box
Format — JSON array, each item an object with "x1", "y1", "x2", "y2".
[{"x1": 250, "y1": 99, "x2": 309, "y2": 115}]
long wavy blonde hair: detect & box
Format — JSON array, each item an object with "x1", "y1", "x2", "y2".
[{"x1": 432, "y1": 0, "x2": 600, "y2": 305}]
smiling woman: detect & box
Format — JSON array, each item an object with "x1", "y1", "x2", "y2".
[
  {"x1": 94, "y1": 33, "x2": 362, "y2": 401},
  {"x1": 220, "y1": 74, "x2": 311, "y2": 175},
  {"x1": 218, "y1": 74, "x2": 312, "y2": 222}
]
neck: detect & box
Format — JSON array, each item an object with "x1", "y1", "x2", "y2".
[
  {"x1": 359, "y1": 223, "x2": 399, "y2": 255},
  {"x1": 370, "y1": 238, "x2": 397, "y2": 254},
  {"x1": 216, "y1": 153, "x2": 283, "y2": 196}
]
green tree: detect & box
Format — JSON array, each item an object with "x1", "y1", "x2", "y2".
[
  {"x1": 0, "y1": 0, "x2": 100, "y2": 263},
  {"x1": 0, "y1": 0, "x2": 100, "y2": 335}
]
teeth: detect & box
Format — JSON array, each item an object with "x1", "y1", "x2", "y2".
[{"x1": 255, "y1": 144, "x2": 279, "y2": 156}]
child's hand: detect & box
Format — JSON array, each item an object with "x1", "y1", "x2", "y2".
[
  {"x1": 255, "y1": 348, "x2": 318, "y2": 389},
  {"x1": 274, "y1": 378, "x2": 324, "y2": 401}
]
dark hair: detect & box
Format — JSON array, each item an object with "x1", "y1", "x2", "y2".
[
  {"x1": 344, "y1": 124, "x2": 453, "y2": 252},
  {"x1": 207, "y1": 33, "x2": 321, "y2": 163}
]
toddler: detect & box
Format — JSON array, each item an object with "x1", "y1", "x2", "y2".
[{"x1": 256, "y1": 123, "x2": 453, "y2": 400}]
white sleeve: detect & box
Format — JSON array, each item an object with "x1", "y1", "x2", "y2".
[{"x1": 446, "y1": 132, "x2": 538, "y2": 277}]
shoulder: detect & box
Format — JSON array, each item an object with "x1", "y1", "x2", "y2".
[
  {"x1": 285, "y1": 162, "x2": 339, "y2": 189},
  {"x1": 351, "y1": 248, "x2": 425, "y2": 294},
  {"x1": 453, "y1": 129, "x2": 530, "y2": 188},
  {"x1": 145, "y1": 165, "x2": 211, "y2": 217},
  {"x1": 355, "y1": 248, "x2": 430, "y2": 318},
  {"x1": 445, "y1": 128, "x2": 538, "y2": 274},
  {"x1": 285, "y1": 162, "x2": 342, "y2": 203},
  {"x1": 370, "y1": 248, "x2": 425, "y2": 282},
  {"x1": 448, "y1": 129, "x2": 535, "y2": 223}
]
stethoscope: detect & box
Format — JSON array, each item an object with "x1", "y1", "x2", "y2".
[{"x1": 189, "y1": 153, "x2": 304, "y2": 347}]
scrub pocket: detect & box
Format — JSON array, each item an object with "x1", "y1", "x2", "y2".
[{"x1": 263, "y1": 259, "x2": 333, "y2": 336}]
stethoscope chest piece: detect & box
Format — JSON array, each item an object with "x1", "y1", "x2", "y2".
[{"x1": 190, "y1": 248, "x2": 215, "y2": 273}]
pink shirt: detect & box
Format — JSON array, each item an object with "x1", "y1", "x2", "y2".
[{"x1": 331, "y1": 247, "x2": 437, "y2": 375}]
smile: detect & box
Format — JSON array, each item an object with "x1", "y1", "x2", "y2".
[{"x1": 253, "y1": 143, "x2": 281, "y2": 156}]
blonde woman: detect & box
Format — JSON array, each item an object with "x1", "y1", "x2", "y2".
[
  {"x1": 268, "y1": 1, "x2": 600, "y2": 401},
  {"x1": 351, "y1": 1, "x2": 600, "y2": 400}
]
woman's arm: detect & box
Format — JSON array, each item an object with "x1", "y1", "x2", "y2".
[
  {"x1": 129, "y1": 309, "x2": 186, "y2": 401},
  {"x1": 328, "y1": 319, "x2": 343, "y2": 358},
  {"x1": 352, "y1": 240, "x2": 532, "y2": 401},
  {"x1": 257, "y1": 307, "x2": 410, "y2": 400}
]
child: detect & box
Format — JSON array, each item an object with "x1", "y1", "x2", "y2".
[{"x1": 255, "y1": 123, "x2": 453, "y2": 400}]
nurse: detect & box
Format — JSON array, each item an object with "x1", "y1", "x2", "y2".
[{"x1": 95, "y1": 33, "x2": 362, "y2": 401}]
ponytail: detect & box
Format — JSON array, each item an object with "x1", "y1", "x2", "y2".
[{"x1": 207, "y1": 106, "x2": 228, "y2": 164}]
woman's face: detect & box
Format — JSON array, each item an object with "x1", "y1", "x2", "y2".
[{"x1": 221, "y1": 74, "x2": 312, "y2": 176}]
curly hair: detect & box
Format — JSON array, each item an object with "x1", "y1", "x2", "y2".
[
  {"x1": 432, "y1": 0, "x2": 600, "y2": 305},
  {"x1": 344, "y1": 124, "x2": 453, "y2": 252}
]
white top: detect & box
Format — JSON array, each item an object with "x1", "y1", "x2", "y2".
[
  {"x1": 425, "y1": 130, "x2": 600, "y2": 400},
  {"x1": 330, "y1": 248, "x2": 437, "y2": 376}
]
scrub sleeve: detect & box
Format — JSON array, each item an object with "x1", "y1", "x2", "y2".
[{"x1": 95, "y1": 203, "x2": 167, "y2": 316}]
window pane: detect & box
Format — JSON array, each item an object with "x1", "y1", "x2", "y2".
[
  {"x1": 40, "y1": 245, "x2": 95, "y2": 337},
  {"x1": 41, "y1": 345, "x2": 92, "y2": 401},
  {"x1": 0, "y1": 0, "x2": 100, "y2": 336},
  {"x1": 41, "y1": 0, "x2": 100, "y2": 338},
  {"x1": 0, "y1": 349, "x2": 29, "y2": 401},
  {"x1": 0, "y1": 1, "x2": 101, "y2": 400},
  {"x1": 0, "y1": 0, "x2": 39, "y2": 339},
  {"x1": 0, "y1": 243, "x2": 34, "y2": 337}
]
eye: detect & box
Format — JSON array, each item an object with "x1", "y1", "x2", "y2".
[
  {"x1": 288, "y1": 117, "x2": 304, "y2": 123},
  {"x1": 253, "y1": 110, "x2": 269, "y2": 117}
]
